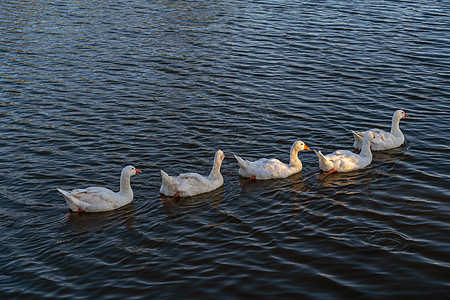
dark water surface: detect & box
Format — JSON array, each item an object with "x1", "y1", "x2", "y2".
[{"x1": 1, "y1": 0, "x2": 449, "y2": 298}]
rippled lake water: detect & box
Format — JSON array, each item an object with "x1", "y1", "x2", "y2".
[{"x1": 1, "y1": 0, "x2": 449, "y2": 298}]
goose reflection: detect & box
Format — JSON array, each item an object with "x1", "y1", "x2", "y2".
[
  {"x1": 64, "y1": 203, "x2": 136, "y2": 234},
  {"x1": 238, "y1": 171, "x2": 311, "y2": 195},
  {"x1": 372, "y1": 144, "x2": 407, "y2": 164},
  {"x1": 316, "y1": 169, "x2": 372, "y2": 188},
  {"x1": 161, "y1": 186, "x2": 224, "y2": 217},
  {"x1": 286, "y1": 171, "x2": 315, "y2": 193}
]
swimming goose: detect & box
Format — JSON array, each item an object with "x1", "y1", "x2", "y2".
[
  {"x1": 352, "y1": 110, "x2": 409, "y2": 151},
  {"x1": 315, "y1": 131, "x2": 374, "y2": 175},
  {"x1": 234, "y1": 140, "x2": 310, "y2": 180},
  {"x1": 160, "y1": 150, "x2": 225, "y2": 197},
  {"x1": 57, "y1": 165, "x2": 141, "y2": 212}
]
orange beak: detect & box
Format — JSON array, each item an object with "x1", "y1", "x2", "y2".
[
  {"x1": 135, "y1": 168, "x2": 142, "y2": 174},
  {"x1": 304, "y1": 145, "x2": 310, "y2": 151},
  {"x1": 404, "y1": 113, "x2": 409, "y2": 118}
]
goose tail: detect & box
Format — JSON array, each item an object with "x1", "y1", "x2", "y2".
[
  {"x1": 234, "y1": 155, "x2": 248, "y2": 169},
  {"x1": 160, "y1": 170, "x2": 177, "y2": 196},
  {"x1": 234, "y1": 154, "x2": 254, "y2": 173},
  {"x1": 160, "y1": 170, "x2": 172, "y2": 186},
  {"x1": 57, "y1": 188, "x2": 82, "y2": 212},
  {"x1": 314, "y1": 150, "x2": 329, "y2": 171}
]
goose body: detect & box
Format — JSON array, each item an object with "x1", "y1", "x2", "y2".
[
  {"x1": 57, "y1": 165, "x2": 141, "y2": 212},
  {"x1": 234, "y1": 140, "x2": 310, "y2": 180},
  {"x1": 315, "y1": 131, "x2": 374, "y2": 173},
  {"x1": 160, "y1": 150, "x2": 225, "y2": 197},
  {"x1": 352, "y1": 110, "x2": 409, "y2": 151}
]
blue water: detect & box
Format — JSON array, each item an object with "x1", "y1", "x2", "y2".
[{"x1": 1, "y1": 0, "x2": 449, "y2": 298}]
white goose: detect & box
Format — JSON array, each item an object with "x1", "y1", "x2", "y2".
[
  {"x1": 234, "y1": 140, "x2": 310, "y2": 180},
  {"x1": 57, "y1": 165, "x2": 141, "y2": 212},
  {"x1": 315, "y1": 131, "x2": 375, "y2": 175},
  {"x1": 352, "y1": 110, "x2": 409, "y2": 151},
  {"x1": 160, "y1": 150, "x2": 225, "y2": 197}
]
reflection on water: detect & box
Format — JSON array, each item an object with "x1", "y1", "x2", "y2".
[
  {"x1": 372, "y1": 144, "x2": 408, "y2": 164},
  {"x1": 316, "y1": 170, "x2": 374, "y2": 188},
  {"x1": 160, "y1": 186, "x2": 224, "y2": 218},
  {"x1": 64, "y1": 204, "x2": 137, "y2": 234},
  {"x1": 237, "y1": 171, "x2": 311, "y2": 198}
]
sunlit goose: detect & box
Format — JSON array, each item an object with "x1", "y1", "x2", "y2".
[
  {"x1": 234, "y1": 140, "x2": 310, "y2": 180},
  {"x1": 57, "y1": 165, "x2": 141, "y2": 213},
  {"x1": 315, "y1": 131, "x2": 374, "y2": 175},
  {"x1": 160, "y1": 150, "x2": 225, "y2": 197},
  {"x1": 352, "y1": 110, "x2": 409, "y2": 151}
]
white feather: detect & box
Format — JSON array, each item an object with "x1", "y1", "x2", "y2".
[
  {"x1": 57, "y1": 166, "x2": 140, "y2": 212},
  {"x1": 234, "y1": 140, "x2": 309, "y2": 180},
  {"x1": 160, "y1": 150, "x2": 225, "y2": 197},
  {"x1": 353, "y1": 110, "x2": 409, "y2": 151}
]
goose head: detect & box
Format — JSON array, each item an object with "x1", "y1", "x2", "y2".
[
  {"x1": 394, "y1": 110, "x2": 409, "y2": 120},
  {"x1": 214, "y1": 149, "x2": 225, "y2": 164},
  {"x1": 365, "y1": 131, "x2": 375, "y2": 140},
  {"x1": 122, "y1": 165, "x2": 142, "y2": 177},
  {"x1": 363, "y1": 131, "x2": 375, "y2": 149},
  {"x1": 292, "y1": 140, "x2": 310, "y2": 152}
]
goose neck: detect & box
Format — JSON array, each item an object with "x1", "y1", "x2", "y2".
[
  {"x1": 119, "y1": 174, "x2": 132, "y2": 195},
  {"x1": 391, "y1": 114, "x2": 403, "y2": 136},
  {"x1": 360, "y1": 136, "x2": 373, "y2": 157},
  {"x1": 209, "y1": 157, "x2": 223, "y2": 179},
  {"x1": 289, "y1": 146, "x2": 301, "y2": 167}
]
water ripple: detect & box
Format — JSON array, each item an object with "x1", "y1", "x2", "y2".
[{"x1": 1, "y1": 0, "x2": 449, "y2": 298}]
